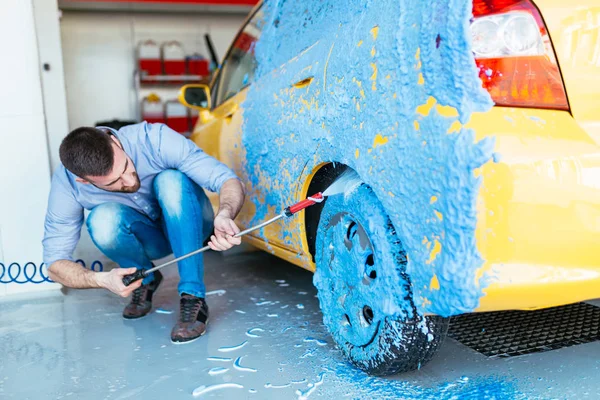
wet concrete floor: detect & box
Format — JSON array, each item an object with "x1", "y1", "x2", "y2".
[{"x1": 1, "y1": 251, "x2": 599, "y2": 399}]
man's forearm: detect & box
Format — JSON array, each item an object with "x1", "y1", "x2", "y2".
[
  {"x1": 217, "y1": 178, "x2": 245, "y2": 219},
  {"x1": 48, "y1": 260, "x2": 101, "y2": 289}
]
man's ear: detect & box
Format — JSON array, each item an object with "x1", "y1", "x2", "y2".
[{"x1": 75, "y1": 177, "x2": 90, "y2": 185}]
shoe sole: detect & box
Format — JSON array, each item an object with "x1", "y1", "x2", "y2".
[
  {"x1": 122, "y1": 312, "x2": 150, "y2": 321},
  {"x1": 170, "y1": 319, "x2": 209, "y2": 345}
]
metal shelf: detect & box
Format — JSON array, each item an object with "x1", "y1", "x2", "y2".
[
  {"x1": 58, "y1": 0, "x2": 257, "y2": 14},
  {"x1": 140, "y1": 74, "x2": 204, "y2": 83}
]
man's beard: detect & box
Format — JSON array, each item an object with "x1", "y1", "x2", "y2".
[
  {"x1": 118, "y1": 178, "x2": 141, "y2": 193},
  {"x1": 93, "y1": 172, "x2": 141, "y2": 193}
]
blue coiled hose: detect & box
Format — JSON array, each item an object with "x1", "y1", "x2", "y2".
[{"x1": 0, "y1": 259, "x2": 103, "y2": 284}]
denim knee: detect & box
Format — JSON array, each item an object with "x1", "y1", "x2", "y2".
[
  {"x1": 154, "y1": 170, "x2": 187, "y2": 218},
  {"x1": 87, "y1": 203, "x2": 127, "y2": 248}
]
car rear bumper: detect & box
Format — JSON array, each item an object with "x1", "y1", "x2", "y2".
[{"x1": 467, "y1": 107, "x2": 600, "y2": 312}]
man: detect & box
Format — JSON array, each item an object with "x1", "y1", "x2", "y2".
[{"x1": 43, "y1": 122, "x2": 245, "y2": 344}]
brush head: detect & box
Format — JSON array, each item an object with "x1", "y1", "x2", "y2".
[{"x1": 322, "y1": 170, "x2": 362, "y2": 197}]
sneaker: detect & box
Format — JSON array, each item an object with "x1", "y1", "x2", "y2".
[
  {"x1": 122, "y1": 270, "x2": 163, "y2": 319},
  {"x1": 171, "y1": 294, "x2": 209, "y2": 344}
]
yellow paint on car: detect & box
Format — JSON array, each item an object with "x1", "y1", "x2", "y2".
[
  {"x1": 370, "y1": 25, "x2": 379, "y2": 40},
  {"x1": 430, "y1": 275, "x2": 440, "y2": 291},
  {"x1": 436, "y1": 104, "x2": 459, "y2": 117},
  {"x1": 447, "y1": 120, "x2": 462, "y2": 134},
  {"x1": 416, "y1": 96, "x2": 436, "y2": 116},
  {"x1": 426, "y1": 240, "x2": 442, "y2": 265},
  {"x1": 373, "y1": 133, "x2": 388, "y2": 148},
  {"x1": 370, "y1": 63, "x2": 378, "y2": 91}
]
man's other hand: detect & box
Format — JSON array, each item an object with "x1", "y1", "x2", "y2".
[
  {"x1": 96, "y1": 267, "x2": 143, "y2": 297},
  {"x1": 209, "y1": 212, "x2": 242, "y2": 251}
]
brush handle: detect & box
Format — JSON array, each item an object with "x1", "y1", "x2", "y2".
[{"x1": 122, "y1": 270, "x2": 146, "y2": 286}]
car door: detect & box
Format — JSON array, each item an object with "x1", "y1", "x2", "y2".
[{"x1": 190, "y1": 7, "x2": 267, "y2": 229}]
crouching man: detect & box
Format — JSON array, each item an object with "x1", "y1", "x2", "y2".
[{"x1": 43, "y1": 122, "x2": 244, "y2": 344}]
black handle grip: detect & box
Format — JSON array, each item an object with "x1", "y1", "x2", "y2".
[{"x1": 122, "y1": 270, "x2": 146, "y2": 286}]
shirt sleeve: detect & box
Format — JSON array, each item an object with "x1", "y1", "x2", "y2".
[
  {"x1": 42, "y1": 171, "x2": 84, "y2": 268},
  {"x1": 147, "y1": 123, "x2": 240, "y2": 193}
]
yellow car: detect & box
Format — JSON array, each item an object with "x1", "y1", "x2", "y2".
[{"x1": 179, "y1": 0, "x2": 600, "y2": 375}]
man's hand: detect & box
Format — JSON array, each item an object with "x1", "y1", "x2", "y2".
[
  {"x1": 95, "y1": 267, "x2": 143, "y2": 297},
  {"x1": 209, "y1": 211, "x2": 242, "y2": 251}
]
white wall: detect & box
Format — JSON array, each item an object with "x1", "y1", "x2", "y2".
[
  {"x1": 0, "y1": 0, "x2": 60, "y2": 295},
  {"x1": 33, "y1": 0, "x2": 71, "y2": 172},
  {"x1": 60, "y1": 11, "x2": 246, "y2": 130}
]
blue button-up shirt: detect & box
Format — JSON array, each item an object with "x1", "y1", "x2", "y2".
[{"x1": 43, "y1": 122, "x2": 239, "y2": 267}]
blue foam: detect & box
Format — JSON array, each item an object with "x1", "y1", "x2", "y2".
[{"x1": 242, "y1": 0, "x2": 494, "y2": 316}]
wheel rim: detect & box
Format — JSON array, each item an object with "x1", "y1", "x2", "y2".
[{"x1": 317, "y1": 212, "x2": 388, "y2": 347}]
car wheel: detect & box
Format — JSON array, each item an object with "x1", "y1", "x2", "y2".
[{"x1": 314, "y1": 183, "x2": 448, "y2": 375}]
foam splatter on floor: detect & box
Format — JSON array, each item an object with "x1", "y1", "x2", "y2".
[{"x1": 1, "y1": 252, "x2": 599, "y2": 399}]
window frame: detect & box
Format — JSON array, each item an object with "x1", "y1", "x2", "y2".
[{"x1": 209, "y1": 3, "x2": 264, "y2": 109}]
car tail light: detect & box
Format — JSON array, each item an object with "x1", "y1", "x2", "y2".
[{"x1": 471, "y1": 0, "x2": 569, "y2": 110}]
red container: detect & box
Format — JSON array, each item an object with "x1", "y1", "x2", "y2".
[
  {"x1": 162, "y1": 41, "x2": 186, "y2": 76},
  {"x1": 138, "y1": 40, "x2": 162, "y2": 77},
  {"x1": 139, "y1": 59, "x2": 162, "y2": 76},
  {"x1": 164, "y1": 60, "x2": 186, "y2": 75},
  {"x1": 188, "y1": 58, "x2": 210, "y2": 77},
  {"x1": 141, "y1": 95, "x2": 165, "y2": 124},
  {"x1": 165, "y1": 100, "x2": 190, "y2": 134}
]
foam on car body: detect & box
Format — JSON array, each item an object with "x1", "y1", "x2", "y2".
[{"x1": 241, "y1": 0, "x2": 494, "y2": 317}]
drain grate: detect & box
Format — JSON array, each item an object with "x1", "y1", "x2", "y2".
[{"x1": 448, "y1": 302, "x2": 600, "y2": 358}]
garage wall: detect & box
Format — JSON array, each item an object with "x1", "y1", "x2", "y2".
[
  {"x1": 60, "y1": 11, "x2": 246, "y2": 130},
  {"x1": 0, "y1": 0, "x2": 60, "y2": 296},
  {"x1": 34, "y1": 0, "x2": 70, "y2": 173}
]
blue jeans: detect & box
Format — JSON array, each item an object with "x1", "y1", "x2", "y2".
[{"x1": 86, "y1": 170, "x2": 214, "y2": 298}]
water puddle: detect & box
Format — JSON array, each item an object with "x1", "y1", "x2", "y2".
[
  {"x1": 206, "y1": 290, "x2": 226, "y2": 296},
  {"x1": 208, "y1": 367, "x2": 229, "y2": 376},
  {"x1": 192, "y1": 383, "x2": 243, "y2": 397},
  {"x1": 233, "y1": 356, "x2": 258, "y2": 372},
  {"x1": 217, "y1": 341, "x2": 248, "y2": 352},
  {"x1": 296, "y1": 372, "x2": 325, "y2": 400},
  {"x1": 207, "y1": 356, "x2": 232, "y2": 362},
  {"x1": 303, "y1": 337, "x2": 327, "y2": 346},
  {"x1": 300, "y1": 349, "x2": 315, "y2": 359},
  {"x1": 246, "y1": 328, "x2": 265, "y2": 338},
  {"x1": 265, "y1": 382, "x2": 291, "y2": 389}
]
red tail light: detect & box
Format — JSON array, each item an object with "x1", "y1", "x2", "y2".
[{"x1": 472, "y1": 0, "x2": 569, "y2": 110}]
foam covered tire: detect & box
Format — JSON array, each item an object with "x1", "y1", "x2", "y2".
[{"x1": 314, "y1": 183, "x2": 448, "y2": 376}]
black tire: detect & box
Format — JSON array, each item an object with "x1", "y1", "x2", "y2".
[{"x1": 314, "y1": 183, "x2": 448, "y2": 376}]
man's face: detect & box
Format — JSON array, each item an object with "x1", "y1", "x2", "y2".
[{"x1": 82, "y1": 136, "x2": 141, "y2": 193}]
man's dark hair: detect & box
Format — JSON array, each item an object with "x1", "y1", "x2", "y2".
[{"x1": 59, "y1": 127, "x2": 115, "y2": 178}]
